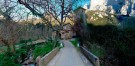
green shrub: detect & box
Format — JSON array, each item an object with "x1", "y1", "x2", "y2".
[
  {"x1": 0, "y1": 39, "x2": 60, "y2": 65},
  {"x1": 16, "y1": 48, "x2": 28, "y2": 62},
  {"x1": 33, "y1": 41, "x2": 53, "y2": 59},
  {"x1": 19, "y1": 39, "x2": 32, "y2": 43},
  {"x1": 0, "y1": 53, "x2": 21, "y2": 66},
  {"x1": 90, "y1": 44, "x2": 106, "y2": 58},
  {"x1": 33, "y1": 39, "x2": 60, "y2": 59},
  {"x1": 120, "y1": 17, "x2": 135, "y2": 29},
  {"x1": 73, "y1": 17, "x2": 135, "y2": 66},
  {"x1": 70, "y1": 39, "x2": 78, "y2": 47},
  {"x1": 89, "y1": 44, "x2": 106, "y2": 66}
]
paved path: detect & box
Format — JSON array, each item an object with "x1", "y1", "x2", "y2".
[{"x1": 47, "y1": 40, "x2": 93, "y2": 66}]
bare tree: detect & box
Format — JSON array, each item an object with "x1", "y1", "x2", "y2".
[
  {"x1": 0, "y1": 21, "x2": 25, "y2": 52},
  {"x1": 17, "y1": 0, "x2": 78, "y2": 30},
  {"x1": 0, "y1": 0, "x2": 31, "y2": 53}
]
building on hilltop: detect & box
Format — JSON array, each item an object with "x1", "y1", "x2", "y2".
[{"x1": 74, "y1": 7, "x2": 87, "y2": 20}]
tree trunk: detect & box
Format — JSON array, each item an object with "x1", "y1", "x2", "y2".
[
  {"x1": 1, "y1": 39, "x2": 11, "y2": 52},
  {"x1": 6, "y1": 44, "x2": 11, "y2": 52},
  {"x1": 5, "y1": 43, "x2": 16, "y2": 53},
  {"x1": 60, "y1": 0, "x2": 64, "y2": 30},
  {"x1": 10, "y1": 44, "x2": 16, "y2": 53},
  {"x1": 6, "y1": 44, "x2": 16, "y2": 53}
]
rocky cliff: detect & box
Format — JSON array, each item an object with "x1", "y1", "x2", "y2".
[{"x1": 90, "y1": 0, "x2": 135, "y2": 16}]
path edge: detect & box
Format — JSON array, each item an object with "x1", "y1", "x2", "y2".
[
  {"x1": 80, "y1": 46, "x2": 100, "y2": 66},
  {"x1": 39, "y1": 47, "x2": 60, "y2": 66}
]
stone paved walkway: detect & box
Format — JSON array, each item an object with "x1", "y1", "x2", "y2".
[{"x1": 47, "y1": 40, "x2": 93, "y2": 66}]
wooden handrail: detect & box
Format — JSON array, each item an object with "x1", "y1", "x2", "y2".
[{"x1": 80, "y1": 46, "x2": 100, "y2": 66}]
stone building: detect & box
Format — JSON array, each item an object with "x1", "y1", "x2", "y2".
[
  {"x1": 74, "y1": 7, "x2": 86, "y2": 19},
  {"x1": 60, "y1": 23, "x2": 75, "y2": 39}
]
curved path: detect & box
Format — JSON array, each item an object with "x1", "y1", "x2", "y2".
[{"x1": 47, "y1": 40, "x2": 93, "y2": 66}]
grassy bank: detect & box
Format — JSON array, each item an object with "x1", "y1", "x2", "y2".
[
  {"x1": 70, "y1": 38, "x2": 78, "y2": 47},
  {"x1": 0, "y1": 39, "x2": 60, "y2": 66}
]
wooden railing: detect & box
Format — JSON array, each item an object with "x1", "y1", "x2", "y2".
[{"x1": 80, "y1": 46, "x2": 100, "y2": 66}]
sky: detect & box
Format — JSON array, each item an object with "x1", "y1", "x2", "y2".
[
  {"x1": 0, "y1": 0, "x2": 90, "y2": 21},
  {"x1": 73, "y1": 0, "x2": 90, "y2": 10}
]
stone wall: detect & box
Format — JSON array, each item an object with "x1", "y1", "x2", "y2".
[{"x1": 39, "y1": 47, "x2": 59, "y2": 66}]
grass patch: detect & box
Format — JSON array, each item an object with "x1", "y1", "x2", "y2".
[
  {"x1": 33, "y1": 40, "x2": 60, "y2": 59},
  {"x1": 0, "y1": 52, "x2": 21, "y2": 66},
  {"x1": 33, "y1": 43, "x2": 53, "y2": 59},
  {"x1": 70, "y1": 38, "x2": 78, "y2": 47},
  {"x1": 0, "y1": 39, "x2": 60, "y2": 65},
  {"x1": 0, "y1": 46, "x2": 7, "y2": 52}
]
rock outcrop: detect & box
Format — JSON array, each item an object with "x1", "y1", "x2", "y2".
[
  {"x1": 90, "y1": 0, "x2": 135, "y2": 16},
  {"x1": 86, "y1": 11, "x2": 118, "y2": 26},
  {"x1": 90, "y1": 0, "x2": 107, "y2": 11}
]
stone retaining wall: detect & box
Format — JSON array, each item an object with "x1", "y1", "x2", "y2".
[{"x1": 39, "y1": 47, "x2": 59, "y2": 66}]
